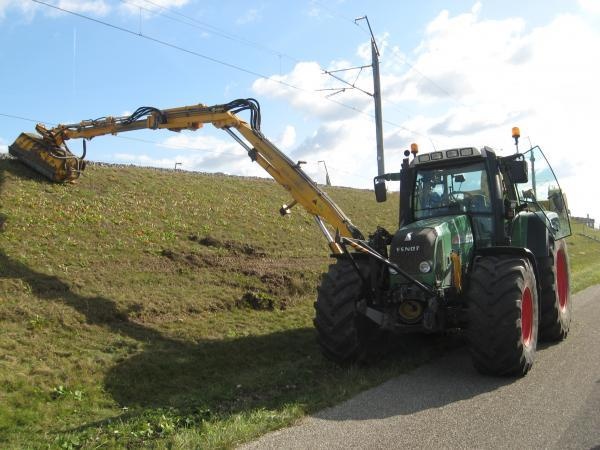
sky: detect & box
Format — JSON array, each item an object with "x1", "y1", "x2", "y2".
[{"x1": 1, "y1": 0, "x2": 599, "y2": 226}]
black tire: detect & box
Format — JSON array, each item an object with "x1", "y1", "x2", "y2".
[
  {"x1": 314, "y1": 259, "x2": 379, "y2": 364},
  {"x1": 538, "y1": 238, "x2": 571, "y2": 341},
  {"x1": 467, "y1": 256, "x2": 539, "y2": 376}
]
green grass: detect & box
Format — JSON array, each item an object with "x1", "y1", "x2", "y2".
[
  {"x1": 1, "y1": 158, "x2": 599, "y2": 449},
  {"x1": 566, "y1": 220, "x2": 600, "y2": 292},
  {"x1": 0, "y1": 159, "x2": 431, "y2": 449}
]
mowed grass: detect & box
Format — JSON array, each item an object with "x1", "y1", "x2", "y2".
[
  {"x1": 1, "y1": 158, "x2": 599, "y2": 449},
  {"x1": 0, "y1": 158, "x2": 429, "y2": 450}
]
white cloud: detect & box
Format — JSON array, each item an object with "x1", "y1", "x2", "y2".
[
  {"x1": 579, "y1": 0, "x2": 600, "y2": 14},
  {"x1": 253, "y1": 61, "x2": 372, "y2": 121},
  {"x1": 160, "y1": 133, "x2": 241, "y2": 155},
  {"x1": 0, "y1": 0, "x2": 38, "y2": 20},
  {"x1": 118, "y1": 0, "x2": 190, "y2": 17},
  {"x1": 0, "y1": 0, "x2": 191, "y2": 20},
  {"x1": 277, "y1": 125, "x2": 296, "y2": 150},
  {"x1": 288, "y1": 117, "x2": 380, "y2": 187},
  {"x1": 236, "y1": 7, "x2": 261, "y2": 25},
  {"x1": 251, "y1": 4, "x2": 600, "y2": 223},
  {"x1": 0, "y1": 0, "x2": 110, "y2": 20},
  {"x1": 55, "y1": 0, "x2": 110, "y2": 16},
  {"x1": 114, "y1": 131, "x2": 267, "y2": 177},
  {"x1": 0, "y1": 137, "x2": 8, "y2": 153},
  {"x1": 378, "y1": 8, "x2": 600, "y2": 222}
]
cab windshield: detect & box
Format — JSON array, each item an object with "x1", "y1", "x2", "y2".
[{"x1": 413, "y1": 162, "x2": 491, "y2": 220}]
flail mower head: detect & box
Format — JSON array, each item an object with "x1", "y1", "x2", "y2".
[{"x1": 8, "y1": 130, "x2": 86, "y2": 183}]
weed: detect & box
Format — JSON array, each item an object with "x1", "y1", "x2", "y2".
[
  {"x1": 50, "y1": 385, "x2": 85, "y2": 401},
  {"x1": 27, "y1": 314, "x2": 48, "y2": 330}
]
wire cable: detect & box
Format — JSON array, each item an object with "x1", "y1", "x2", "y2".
[
  {"x1": 30, "y1": 0, "x2": 300, "y2": 90},
  {"x1": 120, "y1": 0, "x2": 302, "y2": 64},
  {"x1": 29, "y1": 0, "x2": 434, "y2": 144},
  {"x1": 121, "y1": 0, "x2": 464, "y2": 144}
]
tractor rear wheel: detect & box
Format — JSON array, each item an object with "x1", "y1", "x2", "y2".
[
  {"x1": 314, "y1": 258, "x2": 379, "y2": 364},
  {"x1": 538, "y1": 238, "x2": 571, "y2": 341},
  {"x1": 467, "y1": 255, "x2": 538, "y2": 376}
]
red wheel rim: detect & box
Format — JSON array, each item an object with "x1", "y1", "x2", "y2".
[
  {"x1": 521, "y1": 287, "x2": 533, "y2": 347},
  {"x1": 556, "y1": 249, "x2": 568, "y2": 311}
]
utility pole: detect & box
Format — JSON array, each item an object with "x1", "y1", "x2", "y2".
[
  {"x1": 530, "y1": 151, "x2": 536, "y2": 198},
  {"x1": 320, "y1": 16, "x2": 385, "y2": 176},
  {"x1": 356, "y1": 16, "x2": 385, "y2": 176},
  {"x1": 318, "y1": 160, "x2": 332, "y2": 186}
]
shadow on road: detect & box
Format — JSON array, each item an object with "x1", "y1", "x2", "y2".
[{"x1": 314, "y1": 345, "x2": 513, "y2": 421}]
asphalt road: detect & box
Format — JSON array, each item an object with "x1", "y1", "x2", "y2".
[{"x1": 242, "y1": 284, "x2": 600, "y2": 449}]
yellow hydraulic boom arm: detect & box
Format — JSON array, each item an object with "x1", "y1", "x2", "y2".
[{"x1": 9, "y1": 99, "x2": 363, "y2": 252}]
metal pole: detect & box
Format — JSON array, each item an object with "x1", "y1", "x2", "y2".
[
  {"x1": 318, "y1": 160, "x2": 332, "y2": 186},
  {"x1": 530, "y1": 151, "x2": 536, "y2": 198},
  {"x1": 356, "y1": 16, "x2": 384, "y2": 176},
  {"x1": 372, "y1": 39, "x2": 385, "y2": 176}
]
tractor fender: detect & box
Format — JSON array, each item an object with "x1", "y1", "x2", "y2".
[
  {"x1": 472, "y1": 246, "x2": 541, "y2": 296},
  {"x1": 511, "y1": 211, "x2": 551, "y2": 258}
]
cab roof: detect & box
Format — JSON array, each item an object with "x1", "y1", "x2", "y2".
[{"x1": 411, "y1": 146, "x2": 497, "y2": 167}]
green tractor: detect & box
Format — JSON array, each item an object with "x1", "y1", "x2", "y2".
[{"x1": 315, "y1": 135, "x2": 571, "y2": 376}]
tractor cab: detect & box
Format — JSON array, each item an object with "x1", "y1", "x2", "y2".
[
  {"x1": 376, "y1": 144, "x2": 570, "y2": 254},
  {"x1": 410, "y1": 150, "x2": 495, "y2": 249}
]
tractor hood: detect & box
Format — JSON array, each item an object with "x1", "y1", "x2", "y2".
[{"x1": 389, "y1": 215, "x2": 474, "y2": 287}]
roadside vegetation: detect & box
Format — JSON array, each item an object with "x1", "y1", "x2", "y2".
[{"x1": 1, "y1": 158, "x2": 598, "y2": 448}]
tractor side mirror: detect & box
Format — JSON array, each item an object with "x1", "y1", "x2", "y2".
[
  {"x1": 506, "y1": 159, "x2": 528, "y2": 183},
  {"x1": 374, "y1": 178, "x2": 387, "y2": 203}
]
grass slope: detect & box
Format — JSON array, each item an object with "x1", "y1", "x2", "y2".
[{"x1": 1, "y1": 158, "x2": 599, "y2": 449}]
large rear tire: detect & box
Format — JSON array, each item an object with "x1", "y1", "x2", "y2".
[
  {"x1": 538, "y1": 238, "x2": 571, "y2": 341},
  {"x1": 467, "y1": 255, "x2": 538, "y2": 376},
  {"x1": 314, "y1": 259, "x2": 379, "y2": 364}
]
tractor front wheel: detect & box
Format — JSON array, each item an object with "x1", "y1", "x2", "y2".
[
  {"x1": 467, "y1": 255, "x2": 539, "y2": 376},
  {"x1": 314, "y1": 258, "x2": 380, "y2": 364}
]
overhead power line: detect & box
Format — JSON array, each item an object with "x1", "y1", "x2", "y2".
[
  {"x1": 316, "y1": 1, "x2": 477, "y2": 111},
  {"x1": 310, "y1": 0, "x2": 369, "y2": 35},
  {"x1": 120, "y1": 0, "x2": 301, "y2": 64},
  {"x1": 29, "y1": 0, "x2": 434, "y2": 143},
  {"x1": 31, "y1": 0, "x2": 292, "y2": 88},
  {"x1": 123, "y1": 0, "x2": 466, "y2": 143},
  {"x1": 122, "y1": 0, "x2": 396, "y2": 113},
  {"x1": 0, "y1": 112, "x2": 48, "y2": 124},
  {"x1": 125, "y1": 0, "x2": 416, "y2": 123}
]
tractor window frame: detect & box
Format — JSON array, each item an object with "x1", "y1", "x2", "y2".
[
  {"x1": 515, "y1": 146, "x2": 571, "y2": 239},
  {"x1": 412, "y1": 161, "x2": 493, "y2": 221}
]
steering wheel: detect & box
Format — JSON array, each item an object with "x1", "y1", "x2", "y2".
[{"x1": 450, "y1": 192, "x2": 490, "y2": 211}]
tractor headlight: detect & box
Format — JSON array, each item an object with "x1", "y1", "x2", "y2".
[{"x1": 419, "y1": 261, "x2": 432, "y2": 273}]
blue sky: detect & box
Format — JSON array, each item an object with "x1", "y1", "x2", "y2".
[{"x1": 1, "y1": 0, "x2": 599, "y2": 224}]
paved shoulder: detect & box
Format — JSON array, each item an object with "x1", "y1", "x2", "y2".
[{"x1": 242, "y1": 285, "x2": 600, "y2": 449}]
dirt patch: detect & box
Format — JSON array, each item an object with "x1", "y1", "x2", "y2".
[
  {"x1": 161, "y1": 249, "x2": 205, "y2": 268},
  {"x1": 160, "y1": 245, "x2": 325, "y2": 312},
  {"x1": 189, "y1": 234, "x2": 267, "y2": 257},
  {"x1": 237, "y1": 291, "x2": 276, "y2": 311}
]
